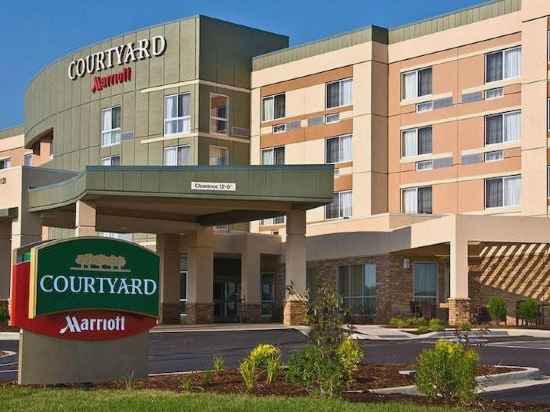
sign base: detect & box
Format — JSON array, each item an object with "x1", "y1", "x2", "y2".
[{"x1": 18, "y1": 330, "x2": 149, "y2": 385}]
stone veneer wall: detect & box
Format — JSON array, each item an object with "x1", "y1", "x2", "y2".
[{"x1": 306, "y1": 254, "x2": 448, "y2": 323}]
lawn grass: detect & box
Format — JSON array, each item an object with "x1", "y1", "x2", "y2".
[{"x1": 0, "y1": 387, "x2": 465, "y2": 412}]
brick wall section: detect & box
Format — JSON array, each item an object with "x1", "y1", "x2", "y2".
[{"x1": 186, "y1": 303, "x2": 214, "y2": 324}]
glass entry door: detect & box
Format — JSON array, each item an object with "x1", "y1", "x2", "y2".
[
  {"x1": 261, "y1": 273, "x2": 275, "y2": 317},
  {"x1": 214, "y1": 276, "x2": 241, "y2": 322}
]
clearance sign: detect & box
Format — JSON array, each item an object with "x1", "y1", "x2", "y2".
[{"x1": 11, "y1": 237, "x2": 160, "y2": 340}]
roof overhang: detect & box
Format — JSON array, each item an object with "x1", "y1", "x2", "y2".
[{"x1": 28, "y1": 165, "x2": 334, "y2": 230}]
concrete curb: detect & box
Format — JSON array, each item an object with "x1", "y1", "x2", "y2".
[
  {"x1": 371, "y1": 366, "x2": 547, "y2": 396},
  {"x1": 0, "y1": 332, "x2": 19, "y2": 341},
  {"x1": 0, "y1": 350, "x2": 16, "y2": 359}
]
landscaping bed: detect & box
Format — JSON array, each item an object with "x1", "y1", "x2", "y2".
[
  {"x1": 0, "y1": 364, "x2": 544, "y2": 412},
  {"x1": 37, "y1": 363, "x2": 516, "y2": 395}
]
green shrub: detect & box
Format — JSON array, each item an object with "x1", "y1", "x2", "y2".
[
  {"x1": 180, "y1": 376, "x2": 193, "y2": 392},
  {"x1": 0, "y1": 306, "x2": 8, "y2": 323},
  {"x1": 416, "y1": 325, "x2": 430, "y2": 334},
  {"x1": 239, "y1": 358, "x2": 256, "y2": 392},
  {"x1": 389, "y1": 317, "x2": 403, "y2": 328},
  {"x1": 428, "y1": 319, "x2": 445, "y2": 332},
  {"x1": 487, "y1": 297, "x2": 507, "y2": 322},
  {"x1": 517, "y1": 299, "x2": 539, "y2": 323},
  {"x1": 201, "y1": 370, "x2": 213, "y2": 387},
  {"x1": 249, "y1": 344, "x2": 280, "y2": 370},
  {"x1": 336, "y1": 338, "x2": 364, "y2": 381},
  {"x1": 286, "y1": 346, "x2": 345, "y2": 397},
  {"x1": 212, "y1": 355, "x2": 225, "y2": 374},
  {"x1": 416, "y1": 340, "x2": 479, "y2": 401},
  {"x1": 458, "y1": 321, "x2": 472, "y2": 332},
  {"x1": 265, "y1": 356, "x2": 280, "y2": 385}
]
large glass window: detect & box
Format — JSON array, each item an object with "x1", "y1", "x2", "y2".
[
  {"x1": 209, "y1": 145, "x2": 229, "y2": 166},
  {"x1": 262, "y1": 94, "x2": 285, "y2": 121},
  {"x1": 338, "y1": 264, "x2": 376, "y2": 317},
  {"x1": 485, "y1": 46, "x2": 521, "y2": 83},
  {"x1": 0, "y1": 157, "x2": 11, "y2": 170},
  {"x1": 326, "y1": 134, "x2": 352, "y2": 163},
  {"x1": 261, "y1": 146, "x2": 285, "y2": 165},
  {"x1": 401, "y1": 67, "x2": 432, "y2": 100},
  {"x1": 101, "y1": 106, "x2": 121, "y2": 147},
  {"x1": 402, "y1": 186, "x2": 432, "y2": 214},
  {"x1": 325, "y1": 191, "x2": 352, "y2": 219},
  {"x1": 401, "y1": 127, "x2": 432, "y2": 157},
  {"x1": 326, "y1": 78, "x2": 352, "y2": 108},
  {"x1": 485, "y1": 175, "x2": 521, "y2": 208},
  {"x1": 164, "y1": 145, "x2": 191, "y2": 166},
  {"x1": 413, "y1": 262, "x2": 438, "y2": 303},
  {"x1": 102, "y1": 155, "x2": 120, "y2": 166},
  {"x1": 485, "y1": 111, "x2": 521, "y2": 145},
  {"x1": 164, "y1": 93, "x2": 191, "y2": 135},
  {"x1": 210, "y1": 94, "x2": 229, "y2": 135}
]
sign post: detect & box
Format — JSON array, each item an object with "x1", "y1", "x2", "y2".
[{"x1": 10, "y1": 237, "x2": 160, "y2": 385}]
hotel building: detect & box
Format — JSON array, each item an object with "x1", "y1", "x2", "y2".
[{"x1": 2, "y1": 0, "x2": 550, "y2": 326}]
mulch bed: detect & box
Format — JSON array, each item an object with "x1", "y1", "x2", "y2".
[
  {"x1": 7, "y1": 363, "x2": 542, "y2": 411},
  {"x1": 0, "y1": 322, "x2": 17, "y2": 332}
]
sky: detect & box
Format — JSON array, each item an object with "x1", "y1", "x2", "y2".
[{"x1": 0, "y1": 0, "x2": 485, "y2": 129}]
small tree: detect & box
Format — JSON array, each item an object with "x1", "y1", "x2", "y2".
[
  {"x1": 487, "y1": 296, "x2": 507, "y2": 324},
  {"x1": 517, "y1": 299, "x2": 539, "y2": 327}
]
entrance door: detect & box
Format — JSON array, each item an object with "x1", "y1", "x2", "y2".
[
  {"x1": 214, "y1": 277, "x2": 241, "y2": 322},
  {"x1": 261, "y1": 273, "x2": 274, "y2": 318}
]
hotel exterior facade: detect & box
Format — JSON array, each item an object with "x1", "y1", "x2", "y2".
[{"x1": 2, "y1": 0, "x2": 550, "y2": 326}]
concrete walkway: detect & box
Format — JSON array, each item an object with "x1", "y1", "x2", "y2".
[{"x1": 349, "y1": 325, "x2": 550, "y2": 340}]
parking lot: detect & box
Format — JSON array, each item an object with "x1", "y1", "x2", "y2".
[{"x1": 2, "y1": 329, "x2": 550, "y2": 404}]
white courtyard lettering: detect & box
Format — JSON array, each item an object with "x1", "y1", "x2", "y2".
[{"x1": 39, "y1": 275, "x2": 157, "y2": 296}]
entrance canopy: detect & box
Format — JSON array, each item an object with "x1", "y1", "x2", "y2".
[{"x1": 27, "y1": 165, "x2": 333, "y2": 232}]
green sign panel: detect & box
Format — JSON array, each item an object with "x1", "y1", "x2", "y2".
[{"x1": 29, "y1": 237, "x2": 160, "y2": 318}]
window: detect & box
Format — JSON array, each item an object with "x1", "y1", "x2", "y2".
[
  {"x1": 101, "y1": 106, "x2": 121, "y2": 147},
  {"x1": 338, "y1": 264, "x2": 376, "y2": 317},
  {"x1": 326, "y1": 134, "x2": 352, "y2": 163},
  {"x1": 23, "y1": 153, "x2": 32, "y2": 167},
  {"x1": 402, "y1": 186, "x2": 432, "y2": 214},
  {"x1": 416, "y1": 101, "x2": 433, "y2": 112},
  {"x1": 180, "y1": 256, "x2": 188, "y2": 315},
  {"x1": 325, "y1": 191, "x2": 352, "y2": 219},
  {"x1": 164, "y1": 145, "x2": 191, "y2": 166},
  {"x1": 164, "y1": 93, "x2": 191, "y2": 135},
  {"x1": 325, "y1": 113, "x2": 340, "y2": 124},
  {"x1": 485, "y1": 46, "x2": 521, "y2": 83},
  {"x1": 0, "y1": 158, "x2": 11, "y2": 170},
  {"x1": 485, "y1": 111, "x2": 521, "y2": 145},
  {"x1": 326, "y1": 78, "x2": 352, "y2": 108},
  {"x1": 261, "y1": 146, "x2": 285, "y2": 165},
  {"x1": 416, "y1": 160, "x2": 433, "y2": 171},
  {"x1": 485, "y1": 87, "x2": 503, "y2": 100},
  {"x1": 102, "y1": 156, "x2": 120, "y2": 166},
  {"x1": 484, "y1": 150, "x2": 503, "y2": 162},
  {"x1": 402, "y1": 67, "x2": 432, "y2": 100},
  {"x1": 210, "y1": 94, "x2": 228, "y2": 135},
  {"x1": 485, "y1": 175, "x2": 521, "y2": 208},
  {"x1": 260, "y1": 216, "x2": 285, "y2": 226},
  {"x1": 99, "y1": 232, "x2": 132, "y2": 241},
  {"x1": 413, "y1": 262, "x2": 438, "y2": 303},
  {"x1": 272, "y1": 124, "x2": 287, "y2": 134},
  {"x1": 402, "y1": 127, "x2": 432, "y2": 157},
  {"x1": 262, "y1": 94, "x2": 285, "y2": 121},
  {"x1": 209, "y1": 145, "x2": 229, "y2": 166}
]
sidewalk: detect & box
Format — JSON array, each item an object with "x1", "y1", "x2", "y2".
[{"x1": 349, "y1": 325, "x2": 550, "y2": 340}]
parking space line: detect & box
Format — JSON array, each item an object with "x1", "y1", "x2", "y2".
[{"x1": 487, "y1": 340, "x2": 550, "y2": 350}]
